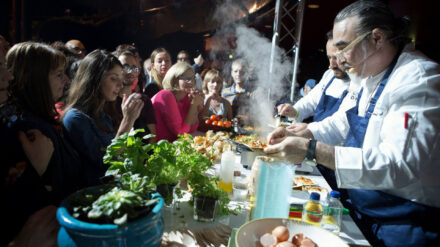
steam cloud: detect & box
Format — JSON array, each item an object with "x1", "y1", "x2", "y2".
[{"x1": 212, "y1": 1, "x2": 293, "y2": 130}]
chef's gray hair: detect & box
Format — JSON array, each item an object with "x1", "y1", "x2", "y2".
[{"x1": 334, "y1": 0, "x2": 411, "y2": 49}]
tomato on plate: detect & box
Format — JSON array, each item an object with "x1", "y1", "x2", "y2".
[
  {"x1": 217, "y1": 121, "x2": 224, "y2": 127},
  {"x1": 212, "y1": 120, "x2": 218, "y2": 126},
  {"x1": 216, "y1": 115, "x2": 223, "y2": 121},
  {"x1": 224, "y1": 121, "x2": 232, "y2": 128},
  {"x1": 205, "y1": 119, "x2": 212, "y2": 125},
  {"x1": 210, "y1": 115, "x2": 217, "y2": 121}
]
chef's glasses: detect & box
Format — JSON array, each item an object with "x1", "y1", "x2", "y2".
[{"x1": 335, "y1": 31, "x2": 371, "y2": 62}]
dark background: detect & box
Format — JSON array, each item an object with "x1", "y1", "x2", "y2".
[{"x1": 1, "y1": 0, "x2": 438, "y2": 87}]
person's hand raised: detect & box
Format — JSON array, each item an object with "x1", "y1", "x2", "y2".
[
  {"x1": 121, "y1": 93, "x2": 144, "y2": 123},
  {"x1": 189, "y1": 89, "x2": 204, "y2": 107}
]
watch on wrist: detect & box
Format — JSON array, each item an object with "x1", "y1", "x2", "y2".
[{"x1": 302, "y1": 139, "x2": 317, "y2": 166}]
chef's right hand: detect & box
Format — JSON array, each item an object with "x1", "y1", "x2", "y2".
[
  {"x1": 10, "y1": 206, "x2": 59, "y2": 247},
  {"x1": 267, "y1": 127, "x2": 294, "y2": 145},
  {"x1": 277, "y1": 103, "x2": 297, "y2": 118}
]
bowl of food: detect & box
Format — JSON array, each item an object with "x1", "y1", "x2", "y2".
[{"x1": 235, "y1": 218, "x2": 348, "y2": 247}]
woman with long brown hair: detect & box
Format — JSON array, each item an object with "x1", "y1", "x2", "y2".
[
  {"x1": 144, "y1": 47, "x2": 172, "y2": 98},
  {"x1": 62, "y1": 49, "x2": 143, "y2": 179},
  {"x1": 1, "y1": 41, "x2": 87, "y2": 245}
]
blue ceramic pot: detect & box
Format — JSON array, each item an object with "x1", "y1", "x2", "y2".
[{"x1": 57, "y1": 186, "x2": 164, "y2": 247}]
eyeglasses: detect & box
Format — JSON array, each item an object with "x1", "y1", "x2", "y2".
[
  {"x1": 178, "y1": 75, "x2": 195, "y2": 81},
  {"x1": 335, "y1": 31, "x2": 371, "y2": 61},
  {"x1": 123, "y1": 64, "x2": 140, "y2": 73}
]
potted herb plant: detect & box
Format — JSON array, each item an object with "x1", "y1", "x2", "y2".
[
  {"x1": 57, "y1": 130, "x2": 165, "y2": 247},
  {"x1": 57, "y1": 173, "x2": 165, "y2": 247}
]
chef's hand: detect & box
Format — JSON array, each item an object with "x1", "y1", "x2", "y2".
[
  {"x1": 286, "y1": 122, "x2": 308, "y2": 133},
  {"x1": 10, "y1": 206, "x2": 59, "y2": 247},
  {"x1": 264, "y1": 136, "x2": 308, "y2": 164},
  {"x1": 18, "y1": 129, "x2": 54, "y2": 176},
  {"x1": 277, "y1": 103, "x2": 297, "y2": 118},
  {"x1": 267, "y1": 127, "x2": 294, "y2": 145}
]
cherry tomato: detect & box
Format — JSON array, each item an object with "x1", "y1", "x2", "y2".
[
  {"x1": 217, "y1": 121, "x2": 224, "y2": 127},
  {"x1": 216, "y1": 115, "x2": 223, "y2": 121},
  {"x1": 224, "y1": 121, "x2": 232, "y2": 128},
  {"x1": 205, "y1": 119, "x2": 212, "y2": 125},
  {"x1": 210, "y1": 115, "x2": 217, "y2": 121},
  {"x1": 212, "y1": 120, "x2": 218, "y2": 126}
]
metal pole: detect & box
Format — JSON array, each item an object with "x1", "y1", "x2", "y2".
[
  {"x1": 268, "y1": 0, "x2": 283, "y2": 102},
  {"x1": 290, "y1": 0, "x2": 305, "y2": 103}
]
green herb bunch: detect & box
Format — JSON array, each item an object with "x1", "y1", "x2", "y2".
[
  {"x1": 103, "y1": 129, "x2": 152, "y2": 176},
  {"x1": 176, "y1": 135, "x2": 239, "y2": 216}
]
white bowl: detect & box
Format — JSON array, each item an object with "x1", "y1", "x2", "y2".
[{"x1": 235, "y1": 218, "x2": 349, "y2": 247}]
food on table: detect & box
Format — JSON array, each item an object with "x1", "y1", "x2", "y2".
[
  {"x1": 293, "y1": 176, "x2": 315, "y2": 187},
  {"x1": 205, "y1": 115, "x2": 232, "y2": 129},
  {"x1": 192, "y1": 130, "x2": 232, "y2": 162},
  {"x1": 277, "y1": 241, "x2": 295, "y2": 247},
  {"x1": 260, "y1": 233, "x2": 278, "y2": 247},
  {"x1": 259, "y1": 226, "x2": 318, "y2": 247},
  {"x1": 302, "y1": 185, "x2": 328, "y2": 193},
  {"x1": 291, "y1": 233, "x2": 318, "y2": 247},
  {"x1": 272, "y1": 226, "x2": 290, "y2": 242},
  {"x1": 233, "y1": 134, "x2": 267, "y2": 149}
]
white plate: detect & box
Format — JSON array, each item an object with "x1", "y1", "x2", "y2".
[{"x1": 236, "y1": 218, "x2": 348, "y2": 247}]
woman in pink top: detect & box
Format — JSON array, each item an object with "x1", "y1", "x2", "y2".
[{"x1": 152, "y1": 62, "x2": 204, "y2": 141}]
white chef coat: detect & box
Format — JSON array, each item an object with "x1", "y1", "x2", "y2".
[
  {"x1": 334, "y1": 44, "x2": 440, "y2": 208},
  {"x1": 307, "y1": 77, "x2": 361, "y2": 145},
  {"x1": 294, "y1": 69, "x2": 350, "y2": 122}
]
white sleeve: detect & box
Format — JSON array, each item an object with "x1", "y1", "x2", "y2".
[
  {"x1": 334, "y1": 58, "x2": 440, "y2": 192},
  {"x1": 307, "y1": 88, "x2": 358, "y2": 145},
  {"x1": 294, "y1": 70, "x2": 333, "y2": 122},
  {"x1": 308, "y1": 109, "x2": 349, "y2": 145}
]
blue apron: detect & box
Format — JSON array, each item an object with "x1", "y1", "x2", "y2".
[
  {"x1": 314, "y1": 76, "x2": 348, "y2": 190},
  {"x1": 344, "y1": 57, "x2": 440, "y2": 247},
  {"x1": 313, "y1": 76, "x2": 348, "y2": 122}
]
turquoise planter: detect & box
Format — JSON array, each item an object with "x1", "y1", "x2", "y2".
[{"x1": 57, "y1": 186, "x2": 164, "y2": 247}]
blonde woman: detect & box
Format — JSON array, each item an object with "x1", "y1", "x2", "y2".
[
  {"x1": 200, "y1": 69, "x2": 232, "y2": 121},
  {"x1": 144, "y1": 48, "x2": 172, "y2": 98},
  {"x1": 151, "y1": 62, "x2": 203, "y2": 141}
]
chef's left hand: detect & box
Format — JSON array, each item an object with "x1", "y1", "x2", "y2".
[
  {"x1": 286, "y1": 122, "x2": 308, "y2": 133},
  {"x1": 264, "y1": 136, "x2": 308, "y2": 164}
]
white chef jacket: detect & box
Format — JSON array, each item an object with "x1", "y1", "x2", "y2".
[
  {"x1": 334, "y1": 44, "x2": 440, "y2": 208},
  {"x1": 294, "y1": 69, "x2": 350, "y2": 122},
  {"x1": 307, "y1": 77, "x2": 361, "y2": 146}
]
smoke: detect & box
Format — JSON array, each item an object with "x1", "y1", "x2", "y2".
[{"x1": 211, "y1": 1, "x2": 292, "y2": 130}]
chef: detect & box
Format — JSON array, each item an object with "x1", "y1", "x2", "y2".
[
  {"x1": 265, "y1": 1, "x2": 440, "y2": 246},
  {"x1": 278, "y1": 30, "x2": 351, "y2": 126}
]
